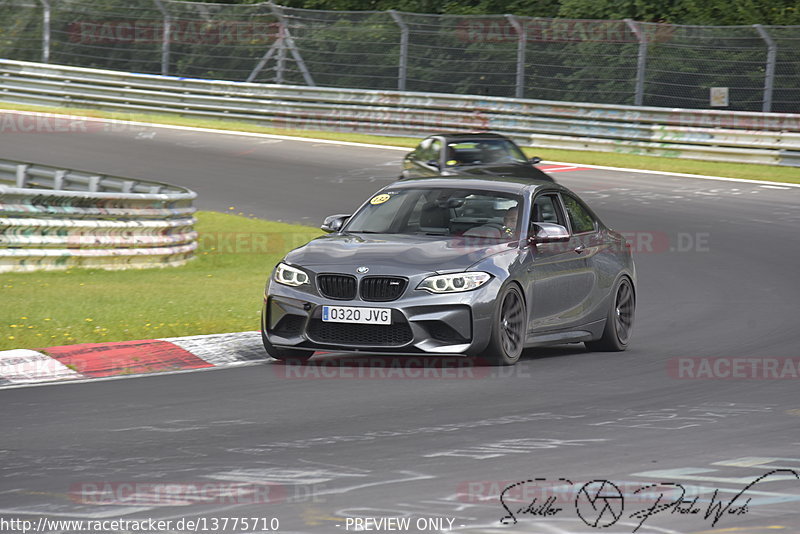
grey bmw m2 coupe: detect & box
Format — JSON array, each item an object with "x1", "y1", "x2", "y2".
[{"x1": 262, "y1": 176, "x2": 635, "y2": 365}]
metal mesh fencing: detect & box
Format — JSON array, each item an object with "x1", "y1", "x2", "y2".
[
  {"x1": 49, "y1": 0, "x2": 164, "y2": 73},
  {"x1": 770, "y1": 26, "x2": 800, "y2": 112},
  {"x1": 641, "y1": 24, "x2": 770, "y2": 111},
  {"x1": 271, "y1": 7, "x2": 399, "y2": 89},
  {"x1": 517, "y1": 19, "x2": 641, "y2": 104},
  {"x1": 1, "y1": 0, "x2": 798, "y2": 112},
  {"x1": 0, "y1": 0, "x2": 44, "y2": 62},
  {"x1": 156, "y1": 0, "x2": 279, "y2": 80}
]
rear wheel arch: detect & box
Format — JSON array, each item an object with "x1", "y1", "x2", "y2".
[{"x1": 586, "y1": 274, "x2": 635, "y2": 352}]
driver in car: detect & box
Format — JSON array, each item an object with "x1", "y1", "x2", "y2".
[
  {"x1": 502, "y1": 206, "x2": 517, "y2": 237},
  {"x1": 464, "y1": 206, "x2": 518, "y2": 239}
]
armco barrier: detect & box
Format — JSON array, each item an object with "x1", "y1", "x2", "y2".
[
  {"x1": 1, "y1": 59, "x2": 799, "y2": 166},
  {"x1": 0, "y1": 158, "x2": 197, "y2": 272}
]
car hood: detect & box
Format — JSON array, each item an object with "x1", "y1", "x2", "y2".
[{"x1": 284, "y1": 233, "x2": 517, "y2": 274}]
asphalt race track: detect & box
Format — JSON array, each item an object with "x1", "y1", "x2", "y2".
[{"x1": 1, "y1": 120, "x2": 800, "y2": 534}]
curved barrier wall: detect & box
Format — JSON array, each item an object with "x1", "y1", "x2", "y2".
[
  {"x1": 0, "y1": 158, "x2": 197, "y2": 272},
  {"x1": 1, "y1": 59, "x2": 799, "y2": 167}
]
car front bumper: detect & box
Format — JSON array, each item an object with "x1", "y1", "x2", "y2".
[{"x1": 262, "y1": 278, "x2": 502, "y2": 356}]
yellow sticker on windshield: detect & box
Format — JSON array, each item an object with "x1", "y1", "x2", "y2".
[{"x1": 370, "y1": 194, "x2": 391, "y2": 205}]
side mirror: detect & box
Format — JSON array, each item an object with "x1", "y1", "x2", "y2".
[
  {"x1": 529, "y1": 222, "x2": 570, "y2": 244},
  {"x1": 529, "y1": 157, "x2": 542, "y2": 165},
  {"x1": 321, "y1": 214, "x2": 350, "y2": 233},
  {"x1": 426, "y1": 160, "x2": 440, "y2": 168}
]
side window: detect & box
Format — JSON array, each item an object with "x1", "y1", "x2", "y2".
[
  {"x1": 416, "y1": 139, "x2": 441, "y2": 165},
  {"x1": 429, "y1": 140, "x2": 441, "y2": 165},
  {"x1": 561, "y1": 194, "x2": 596, "y2": 234},
  {"x1": 415, "y1": 139, "x2": 432, "y2": 161},
  {"x1": 531, "y1": 193, "x2": 566, "y2": 226}
]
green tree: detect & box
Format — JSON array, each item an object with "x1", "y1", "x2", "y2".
[{"x1": 558, "y1": 0, "x2": 800, "y2": 25}]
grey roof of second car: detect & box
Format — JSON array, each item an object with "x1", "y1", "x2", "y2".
[
  {"x1": 427, "y1": 132, "x2": 513, "y2": 142},
  {"x1": 384, "y1": 175, "x2": 563, "y2": 196}
]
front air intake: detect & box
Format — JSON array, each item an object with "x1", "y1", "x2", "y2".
[
  {"x1": 317, "y1": 274, "x2": 358, "y2": 300},
  {"x1": 360, "y1": 276, "x2": 408, "y2": 302}
]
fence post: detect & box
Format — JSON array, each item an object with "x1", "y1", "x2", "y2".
[
  {"x1": 753, "y1": 24, "x2": 776, "y2": 113},
  {"x1": 247, "y1": 38, "x2": 281, "y2": 83},
  {"x1": 16, "y1": 164, "x2": 30, "y2": 188},
  {"x1": 505, "y1": 15, "x2": 526, "y2": 99},
  {"x1": 152, "y1": 0, "x2": 171, "y2": 76},
  {"x1": 39, "y1": 0, "x2": 50, "y2": 63},
  {"x1": 388, "y1": 10, "x2": 408, "y2": 91},
  {"x1": 625, "y1": 19, "x2": 647, "y2": 107},
  {"x1": 53, "y1": 170, "x2": 66, "y2": 190},
  {"x1": 267, "y1": 2, "x2": 315, "y2": 86},
  {"x1": 276, "y1": 24, "x2": 286, "y2": 83}
]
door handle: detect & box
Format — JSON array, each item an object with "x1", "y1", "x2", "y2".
[{"x1": 574, "y1": 245, "x2": 585, "y2": 254}]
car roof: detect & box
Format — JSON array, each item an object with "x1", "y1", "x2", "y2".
[
  {"x1": 426, "y1": 132, "x2": 513, "y2": 142},
  {"x1": 385, "y1": 175, "x2": 563, "y2": 195}
]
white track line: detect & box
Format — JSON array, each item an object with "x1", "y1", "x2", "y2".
[{"x1": 1, "y1": 109, "x2": 410, "y2": 151}]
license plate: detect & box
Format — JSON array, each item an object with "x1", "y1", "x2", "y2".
[{"x1": 321, "y1": 306, "x2": 391, "y2": 325}]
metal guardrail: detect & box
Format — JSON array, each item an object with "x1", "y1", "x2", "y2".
[
  {"x1": 1, "y1": 59, "x2": 799, "y2": 167},
  {"x1": 0, "y1": 156, "x2": 197, "y2": 272}
]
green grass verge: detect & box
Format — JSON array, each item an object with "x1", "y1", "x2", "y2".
[
  {"x1": 0, "y1": 212, "x2": 322, "y2": 351},
  {"x1": 2, "y1": 102, "x2": 798, "y2": 184}
]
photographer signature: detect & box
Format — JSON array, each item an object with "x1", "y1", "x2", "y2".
[{"x1": 499, "y1": 469, "x2": 799, "y2": 532}]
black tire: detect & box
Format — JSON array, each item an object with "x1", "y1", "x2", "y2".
[
  {"x1": 585, "y1": 276, "x2": 635, "y2": 352},
  {"x1": 261, "y1": 328, "x2": 314, "y2": 362},
  {"x1": 481, "y1": 284, "x2": 527, "y2": 366}
]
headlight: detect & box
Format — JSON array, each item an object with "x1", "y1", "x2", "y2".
[
  {"x1": 417, "y1": 272, "x2": 491, "y2": 293},
  {"x1": 273, "y1": 262, "x2": 310, "y2": 287}
]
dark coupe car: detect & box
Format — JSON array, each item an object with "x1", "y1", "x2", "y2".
[
  {"x1": 262, "y1": 176, "x2": 635, "y2": 366},
  {"x1": 401, "y1": 133, "x2": 553, "y2": 182}
]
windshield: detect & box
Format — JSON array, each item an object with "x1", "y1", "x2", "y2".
[
  {"x1": 345, "y1": 188, "x2": 522, "y2": 240},
  {"x1": 444, "y1": 139, "x2": 528, "y2": 167}
]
